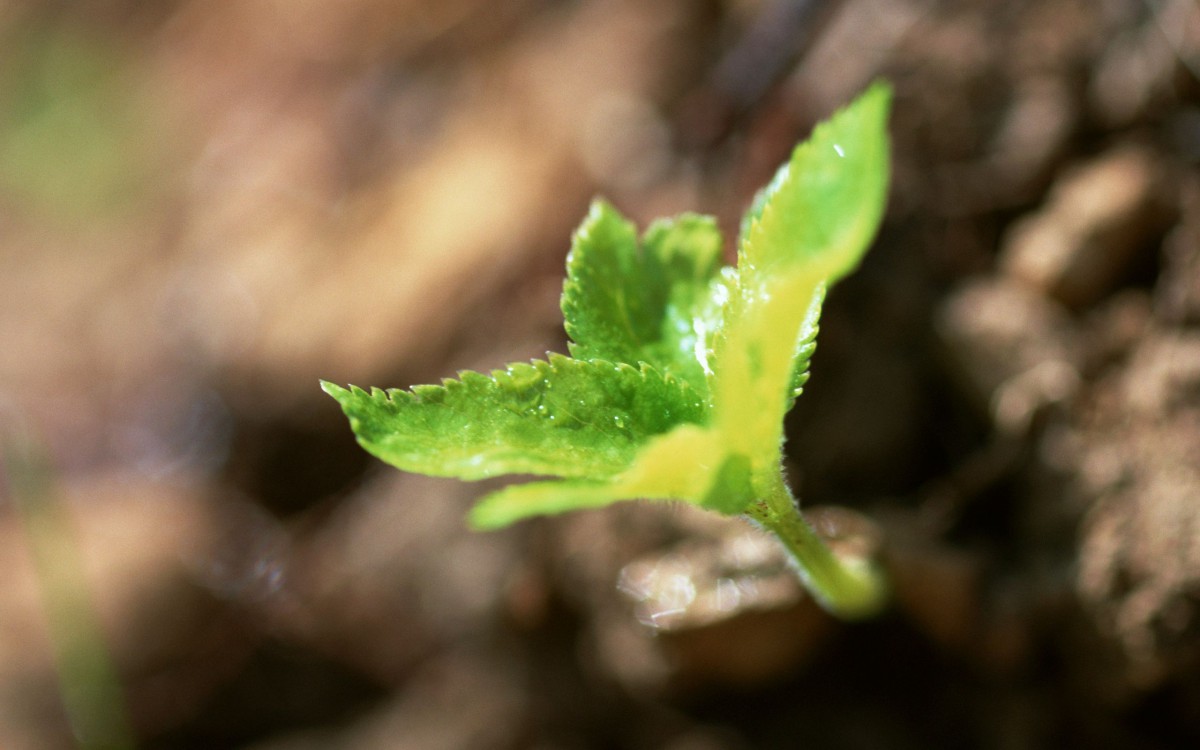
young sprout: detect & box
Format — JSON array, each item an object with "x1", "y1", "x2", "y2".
[{"x1": 324, "y1": 82, "x2": 892, "y2": 619}]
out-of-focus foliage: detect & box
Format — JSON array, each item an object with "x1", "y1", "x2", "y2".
[{"x1": 0, "y1": 23, "x2": 162, "y2": 220}]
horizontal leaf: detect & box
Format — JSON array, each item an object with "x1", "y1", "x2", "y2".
[
  {"x1": 469, "y1": 425, "x2": 754, "y2": 529},
  {"x1": 562, "y1": 200, "x2": 728, "y2": 391},
  {"x1": 321, "y1": 355, "x2": 704, "y2": 482}
]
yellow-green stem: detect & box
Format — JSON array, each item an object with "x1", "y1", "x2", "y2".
[{"x1": 744, "y1": 467, "x2": 887, "y2": 620}]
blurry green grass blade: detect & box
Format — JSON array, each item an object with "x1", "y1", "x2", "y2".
[
  {"x1": 469, "y1": 424, "x2": 753, "y2": 528},
  {"x1": 4, "y1": 432, "x2": 135, "y2": 750},
  {"x1": 562, "y1": 200, "x2": 727, "y2": 391},
  {"x1": 322, "y1": 355, "x2": 704, "y2": 482}
]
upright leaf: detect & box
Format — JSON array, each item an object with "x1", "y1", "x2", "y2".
[
  {"x1": 713, "y1": 82, "x2": 891, "y2": 466},
  {"x1": 788, "y1": 283, "x2": 824, "y2": 403},
  {"x1": 562, "y1": 200, "x2": 727, "y2": 391},
  {"x1": 740, "y1": 81, "x2": 891, "y2": 283}
]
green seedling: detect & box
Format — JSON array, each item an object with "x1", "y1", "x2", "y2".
[{"x1": 324, "y1": 83, "x2": 892, "y2": 619}]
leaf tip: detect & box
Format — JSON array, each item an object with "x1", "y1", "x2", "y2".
[
  {"x1": 861, "y1": 78, "x2": 893, "y2": 105},
  {"x1": 586, "y1": 196, "x2": 616, "y2": 218},
  {"x1": 467, "y1": 499, "x2": 513, "y2": 531},
  {"x1": 320, "y1": 380, "x2": 350, "y2": 402}
]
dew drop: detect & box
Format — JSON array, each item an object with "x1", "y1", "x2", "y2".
[{"x1": 833, "y1": 143, "x2": 845, "y2": 158}]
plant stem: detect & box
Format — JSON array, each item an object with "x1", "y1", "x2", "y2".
[{"x1": 744, "y1": 467, "x2": 887, "y2": 620}]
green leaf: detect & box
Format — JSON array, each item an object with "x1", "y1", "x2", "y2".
[
  {"x1": 788, "y1": 283, "x2": 824, "y2": 402},
  {"x1": 740, "y1": 178, "x2": 827, "y2": 404},
  {"x1": 323, "y1": 83, "x2": 894, "y2": 620},
  {"x1": 714, "y1": 82, "x2": 891, "y2": 466},
  {"x1": 740, "y1": 81, "x2": 891, "y2": 284},
  {"x1": 562, "y1": 200, "x2": 728, "y2": 391},
  {"x1": 737, "y1": 158, "x2": 788, "y2": 247},
  {"x1": 321, "y1": 354, "x2": 704, "y2": 482},
  {"x1": 469, "y1": 424, "x2": 753, "y2": 529},
  {"x1": 323, "y1": 82, "x2": 891, "y2": 534}
]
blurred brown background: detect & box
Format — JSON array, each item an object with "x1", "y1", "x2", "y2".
[{"x1": 2, "y1": 0, "x2": 1199, "y2": 747}]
